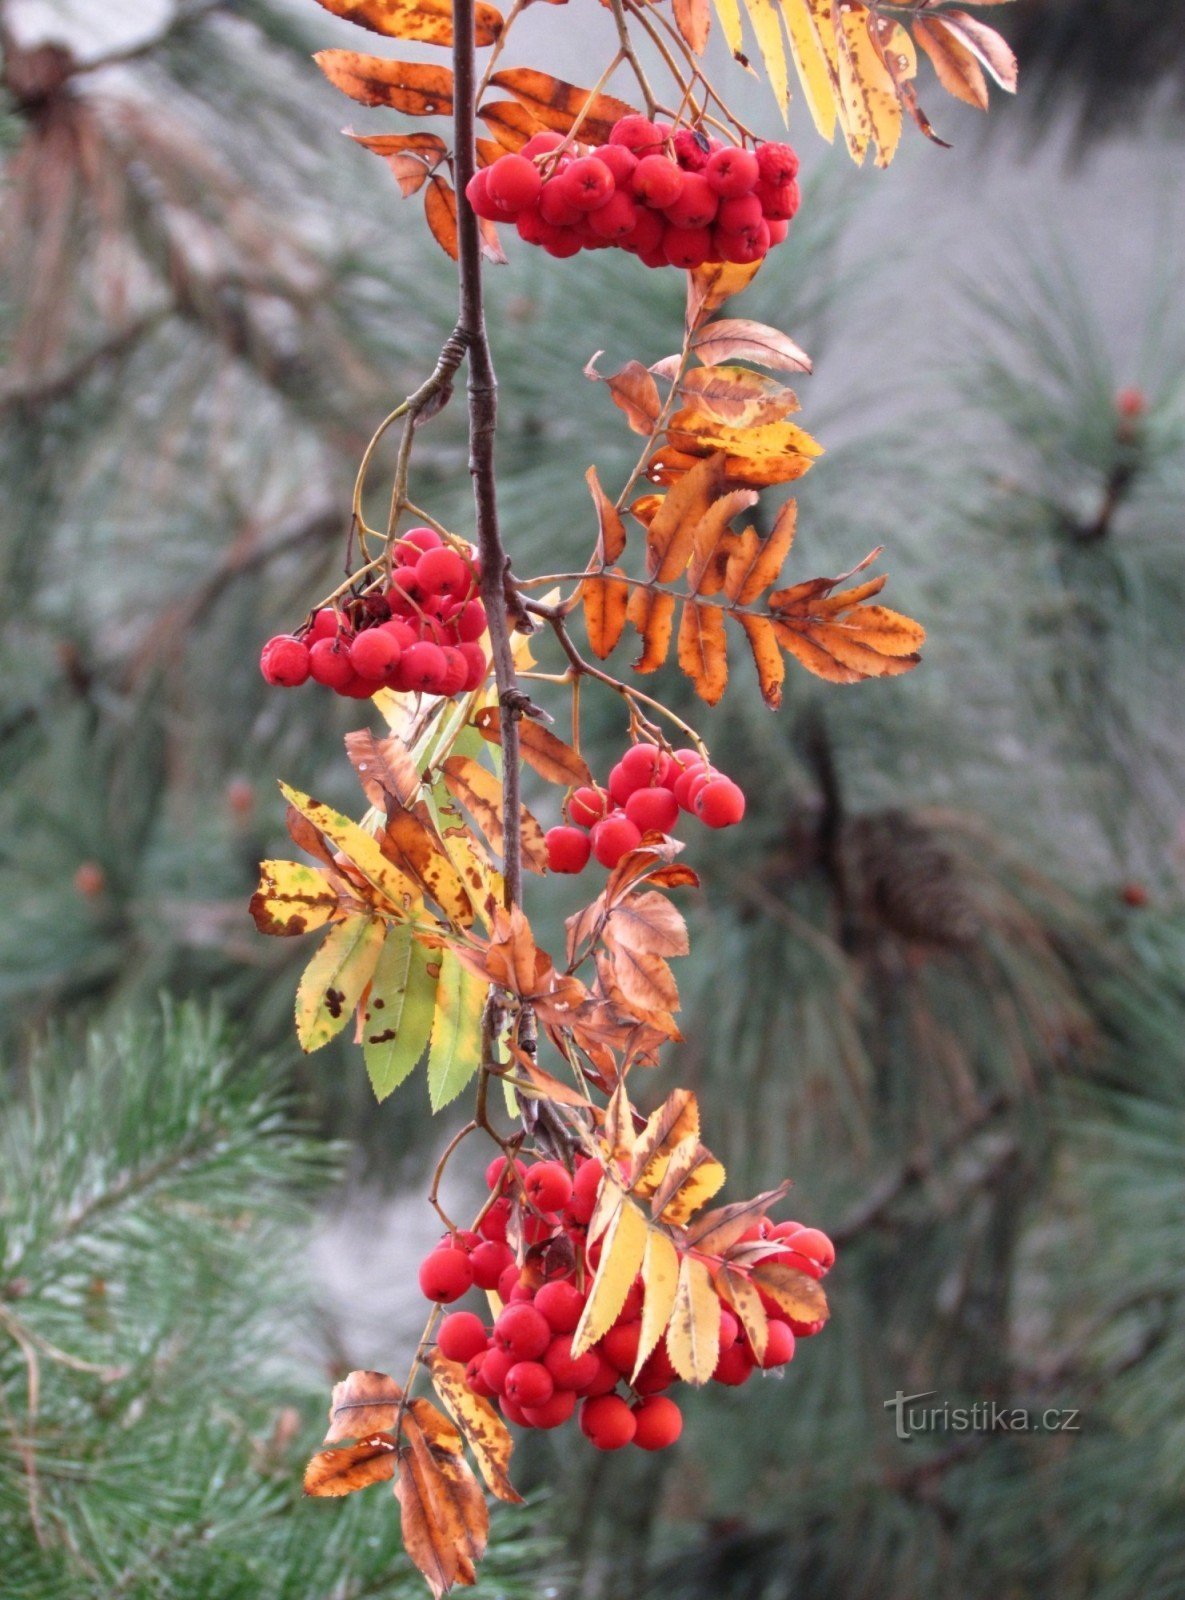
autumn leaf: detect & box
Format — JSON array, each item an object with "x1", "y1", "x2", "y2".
[
  {"x1": 312, "y1": 0, "x2": 503, "y2": 47},
  {"x1": 382, "y1": 805, "x2": 475, "y2": 926},
  {"x1": 715, "y1": 1263, "x2": 769, "y2": 1363},
  {"x1": 296, "y1": 915, "x2": 386, "y2": 1053},
  {"x1": 314, "y1": 51, "x2": 454, "y2": 114},
  {"x1": 580, "y1": 571, "x2": 630, "y2": 660},
  {"x1": 441, "y1": 754, "x2": 549, "y2": 873},
  {"x1": 347, "y1": 131, "x2": 448, "y2": 196},
  {"x1": 250, "y1": 859, "x2": 341, "y2": 937},
  {"x1": 424, "y1": 176, "x2": 459, "y2": 259},
  {"x1": 737, "y1": 612, "x2": 785, "y2": 708},
  {"x1": 686, "y1": 259, "x2": 763, "y2": 329},
  {"x1": 685, "y1": 1182, "x2": 792, "y2": 1255},
  {"x1": 749, "y1": 1259, "x2": 829, "y2": 1324},
  {"x1": 359, "y1": 925, "x2": 437, "y2": 1100},
  {"x1": 325, "y1": 1369, "x2": 404, "y2": 1443},
  {"x1": 396, "y1": 1435, "x2": 487, "y2": 1599},
  {"x1": 686, "y1": 487, "x2": 759, "y2": 595},
  {"x1": 427, "y1": 947, "x2": 484, "y2": 1109},
  {"x1": 605, "y1": 890, "x2": 690, "y2": 961},
  {"x1": 835, "y1": 2, "x2": 903, "y2": 166},
  {"x1": 938, "y1": 9, "x2": 1018, "y2": 93},
  {"x1": 585, "y1": 353, "x2": 662, "y2": 436},
  {"x1": 650, "y1": 1136, "x2": 726, "y2": 1224},
  {"x1": 472, "y1": 705, "x2": 592, "y2": 787},
  {"x1": 626, "y1": 586, "x2": 677, "y2": 673},
  {"x1": 742, "y1": 0, "x2": 790, "y2": 113},
  {"x1": 646, "y1": 452, "x2": 727, "y2": 583},
  {"x1": 572, "y1": 1196, "x2": 649, "y2": 1355},
  {"x1": 724, "y1": 496, "x2": 797, "y2": 603},
  {"x1": 304, "y1": 1434, "x2": 399, "y2": 1497},
  {"x1": 428, "y1": 1351, "x2": 522, "y2": 1504},
  {"x1": 635, "y1": 1226, "x2": 681, "y2": 1376},
  {"x1": 711, "y1": 0, "x2": 744, "y2": 57},
  {"x1": 586, "y1": 465, "x2": 627, "y2": 563},
  {"x1": 673, "y1": 0, "x2": 711, "y2": 53},
  {"x1": 913, "y1": 14, "x2": 988, "y2": 110},
  {"x1": 691, "y1": 317, "x2": 812, "y2": 375},
  {"x1": 782, "y1": 0, "x2": 841, "y2": 140},
  {"x1": 488, "y1": 67, "x2": 636, "y2": 143},
  {"x1": 666, "y1": 412, "x2": 823, "y2": 490},
  {"x1": 666, "y1": 1253, "x2": 720, "y2": 1383},
  {"x1": 477, "y1": 98, "x2": 540, "y2": 151},
  {"x1": 677, "y1": 600, "x2": 729, "y2": 705},
  {"x1": 680, "y1": 364, "x2": 800, "y2": 427},
  {"x1": 281, "y1": 783, "x2": 419, "y2": 916},
  {"x1": 345, "y1": 728, "x2": 423, "y2": 811}
]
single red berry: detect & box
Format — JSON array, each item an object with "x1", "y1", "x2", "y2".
[
  {"x1": 672, "y1": 127, "x2": 712, "y2": 170},
  {"x1": 415, "y1": 547, "x2": 472, "y2": 598},
  {"x1": 493, "y1": 1303, "x2": 551, "y2": 1361},
  {"x1": 398, "y1": 641, "x2": 450, "y2": 694},
  {"x1": 543, "y1": 1332, "x2": 599, "y2": 1391},
  {"x1": 478, "y1": 1195, "x2": 511, "y2": 1242},
  {"x1": 625, "y1": 786, "x2": 680, "y2": 835},
  {"x1": 783, "y1": 1226, "x2": 835, "y2": 1272},
  {"x1": 608, "y1": 761, "x2": 639, "y2": 808},
  {"x1": 559, "y1": 156, "x2": 615, "y2": 211},
  {"x1": 457, "y1": 641, "x2": 489, "y2": 691},
  {"x1": 664, "y1": 173, "x2": 718, "y2": 228},
  {"x1": 535, "y1": 1281, "x2": 586, "y2": 1335},
  {"x1": 716, "y1": 193, "x2": 764, "y2": 235},
  {"x1": 539, "y1": 181, "x2": 584, "y2": 228},
  {"x1": 260, "y1": 635, "x2": 310, "y2": 687},
  {"x1": 599, "y1": 1320, "x2": 642, "y2": 1375},
  {"x1": 756, "y1": 178, "x2": 799, "y2": 221},
  {"x1": 712, "y1": 1343, "x2": 755, "y2": 1386},
  {"x1": 521, "y1": 1388, "x2": 577, "y2": 1429},
  {"x1": 308, "y1": 608, "x2": 340, "y2": 641},
  {"x1": 662, "y1": 224, "x2": 713, "y2": 269},
  {"x1": 501, "y1": 1393, "x2": 530, "y2": 1426},
  {"x1": 488, "y1": 153, "x2": 543, "y2": 213},
  {"x1": 695, "y1": 777, "x2": 746, "y2": 828},
  {"x1": 465, "y1": 1354, "x2": 495, "y2": 1398},
  {"x1": 485, "y1": 1155, "x2": 526, "y2": 1192},
  {"x1": 470, "y1": 1239, "x2": 515, "y2": 1290},
  {"x1": 546, "y1": 825, "x2": 592, "y2": 875},
  {"x1": 756, "y1": 140, "x2": 799, "y2": 186},
  {"x1": 481, "y1": 1347, "x2": 514, "y2": 1392},
  {"x1": 497, "y1": 1263, "x2": 522, "y2": 1302},
  {"x1": 1116, "y1": 386, "x2": 1148, "y2": 419},
  {"x1": 622, "y1": 206, "x2": 664, "y2": 255},
  {"x1": 609, "y1": 114, "x2": 664, "y2": 155},
  {"x1": 569, "y1": 786, "x2": 609, "y2": 828},
  {"x1": 759, "y1": 1319, "x2": 796, "y2": 1368},
  {"x1": 580, "y1": 1393, "x2": 636, "y2": 1450},
  {"x1": 632, "y1": 1394, "x2": 683, "y2": 1450},
  {"x1": 594, "y1": 142, "x2": 638, "y2": 184},
  {"x1": 588, "y1": 190, "x2": 639, "y2": 239},
  {"x1": 591, "y1": 813, "x2": 642, "y2": 868},
  {"x1": 387, "y1": 564, "x2": 427, "y2": 610},
  {"x1": 705, "y1": 145, "x2": 760, "y2": 197},
  {"x1": 438, "y1": 1311, "x2": 490, "y2": 1365},
  {"x1": 565, "y1": 1158, "x2": 602, "y2": 1225},
  {"x1": 715, "y1": 223, "x2": 769, "y2": 265},
  {"x1": 632, "y1": 154, "x2": 684, "y2": 209},
  {"x1": 524, "y1": 1160, "x2": 574, "y2": 1214},
  {"x1": 504, "y1": 1360, "x2": 554, "y2": 1407},
  {"x1": 439, "y1": 646, "x2": 469, "y2": 697},
  {"x1": 418, "y1": 1247, "x2": 474, "y2": 1304},
  {"x1": 521, "y1": 129, "x2": 565, "y2": 159},
  {"x1": 787, "y1": 1315, "x2": 826, "y2": 1338},
  {"x1": 308, "y1": 636, "x2": 356, "y2": 691},
  {"x1": 619, "y1": 744, "x2": 664, "y2": 785},
  {"x1": 396, "y1": 526, "x2": 442, "y2": 557},
  {"x1": 633, "y1": 1344, "x2": 677, "y2": 1394},
  {"x1": 349, "y1": 627, "x2": 401, "y2": 681},
  {"x1": 464, "y1": 167, "x2": 502, "y2": 221},
  {"x1": 582, "y1": 1351, "x2": 621, "y2": 1397},
  {"x1": 455, "y1": 599, "x2": 487, "y2": 642},
  {"x1": 767, "y1": 218, "x2": 789, "y2": 246}
]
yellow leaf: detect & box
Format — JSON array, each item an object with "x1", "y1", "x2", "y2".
[
  {"x1": 667, "y1": 413, "x2": 823, "y2": 490},
  {"x1": 426, "y1": 948, "x2": 484, "y2": 1109},
  {"x1": 666, "y1": 1253, "x2": 721, "y2": 1384},
  {"x1": 715, "y1": 1264, "x2": 769, "y2": 1363},
  {"x1": 296, "y1": 915, "x2": 386, "y2": 1053},
  {"x1": 427, "y1": 1351, "x2": 522, "y2": 1504},
  {"x1": 635, "y1": 1228, "x2": 681, "y2": 1377},
  {"x1": 686, "y1": 261, "x2": 764, "y2": 330},
  {"x1": 249, "y1": 859, "x2": 341, "y2": 938},
  {"x1": 280, "y1": 783, "x2": 419, "y2": 917},
  {"x1": 781, "y1": 0, "x2": 839, "y2": 139},
  {"x1": 441, "y1": 755, "x2": 549, "y2": 874},
  {"x1": 311, "y1": 0, "x2": 503, "y2": 47},
  {"x1": 360, "y1": 925, "x2": 437, "y2": 1100},
  {"x1": 572, "y1": 1198, "x2": 649, "y2": 1356},
  {"x1": 835, "y1": 2, "x2": 903, "y2": 167},
  {"x1": 680, "y1": 364, "x2": 800, "y2": 427},
  {"x1": 710, "y1": 0, "x2": 744, "y2": 57},
  {"x1": 382, "y1": 806, "x2": 476, "y2": 927},
  {"x1": 653, "y1": 1137, "x2": 727, "y2": 1224},
  {"x1": 742, "y1": 0, "x2": 790, "y2": 113}
]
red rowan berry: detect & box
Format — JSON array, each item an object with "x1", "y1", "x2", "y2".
[
  {"x1": 501, "y1": 1394, "x2": 530, "y2": 1426},
  {"x1": 759, "y1": 1319, "x2": 796, "y2": 1368},
  {"x1": 715, "y1": 223, "x2": 769, "y2": 265},
  {"x1": 478, "y1": 1195, "x2": 511, "y2": 1242},
  {"x1": 783, "y1": 1226, "x2": 835, "y2": 1272},
  {"x1": 470, "y1": 1239, "x2": 515, "y2": 1290},
  {"x1": 672, "y1": 127, "x2": 712, "y2": 170},
  {"x1": 568, "y1": 786, "x2": 609, "y2": 828},
  {"x1": 485, "y1": 1155, "x2": 526, "y2": 1192},
  {"x1": 493, "y1": 1303, "x2": 551, "y2": 1361},
  {"x1": 559, "y1": 156, "x2": 615, "y2": 210},
  {"x1": 260, "y1": 634, "x2": 310, "y2": 687},
  {"x1": 464, "y1": 167, "x2": 502, "y2": 220},
  {"x1": 767, "y1": 218, "x2": 789, "y2": 246},
  {"x1": 535, "y1": 1281, "x2": 586, "y2": 1335},
  {"x1": 633, "y1": 1344, "x2": 677, "y2": 1394},
  {"x1": 632, "y1": 154, "x2": 684, "y2": 208},
  {"x1": 588, "y1": 191, "x2": 638, "y2": 239},
  {"x1": 544, "y1": 227, "x2": 583, "y2": 258},
  {"x1": 415, "y1": 546, "x2": 471, "y2": 597},
  {"x1": 539, "y1": 182, "x2": 584, "y2": 227},
  {"x1": 662, "y1": 225, "x2": 712, "y2": 269},
  {"x1": 524, "y1": 1160, "x2": 574, "y2": 1214},
  {"x1": 756, "y1": 140, "x2": 799, "y2": 186},
  {"x1": 546, "y1": 825, "x2": 592, "y2": 875},
  {"x1": 488, "y1": 153, "x2": 543, "y2": 213},
  {"x1": 349, "y1": 627, "x2": 400, "y2": 681},
  {"x1": 756, "y1": 178, "x2": 799, "y2": 221},
  {"x1": 664, "y1": 173, "x2": 717, "y2": 228},
  {"x1": 619, "y1": 1279, "x2": 645, "y2": 1322},
  {"x1": 622, "y1": 207, "x2": 664, "y2": 255},
  {"x1": 521, "y1": 129, "x2": 565, "y2": 159},
  {"x1": 599, "y1": 1320, "x2": 642, "y2": 1374},
  {"x1": 522, "y1": 1388, "x2": 577, "y2": 1429},
  {"x1": 609, "y1": 114, "x2": 664, "y2": 154},
  {"x1": 457, "y1": 642, "x2": 489, "y2": 691},
  {"x1": 455, "y1": 599, "x2": 487, "y2": 642},
  {"x1": 705, "y1": 145, "x2": 760, "y2": 197},
  {"x1": 712, "y1": 1343, "x2": 755, "y2": 1385},
  {"x1": 695, "y1": 777, "x2": 746, "y2": 828},
  {"x1": 439, "y1": 646, "x2": 469, "y2": 697},
  {"x1": 583, "y1": 1350, "x2": 621, "y2": 1397},
  {"x1": 398, "y1": 641, "x2": 450, "y2": 694},
  {"x1": 497, "y1": 1262, "x2": 522, "y2": 1302},
  {"x1": 591, "y1": 813, "x2": 642, "y2": 868},
  {"x1": 465, "y1": 1354, "x2": 495, "y2": 1398},
  {"x1": 625, "y1": 786, "x2": 680, "y2": 834},
  {"x1": 719, "y1": 1307, "x2": 740, "y2": 1351},
  {"x1": 542, "y1": 1333, "x2": 598, "y2": 1390},
  {"x1": 438, "y1": 1311, "x2": 489, "y2": 1365},
  {"x1": 632, "y1": 1394, "x2": 683, "y2": 1450},
  {"x1": 565, "y1": 1158, "x2": 602, "y2": 1225},
  {"x1": 308, "y1": 636, "x2": 356, "y2": 691},
  {"x1": 481, "y1": 1347, "x2": 514, "y2": 1392},
  {"x1": 418, "y1": 1247, "x2": 474, "y2": 1304},
  {"x1": 387, "y1": 564, "x2": 427, "y2": 610},
  {"x1": 309, "y1": 608, "x2": 340, "y2": 641},
  {"x1": 396, "y1": 526, "x2": 442, "y2": 557},
  {"x1": 672, "y1": 761, "x2": 709, "y2": 810},
  {"x1": 580, "y1": 1393, "x2": 636, "y2": 1449},
  {"x1": 716, "y1": 193, "x2": 764, "y2": 234},
  {"x1": 619, "y1": 744, "x2": 665, "y2": 785},
  {"x1": 594, "y1": 142, "x2": 638, "y2": 185},
  {"x1": 504, "y1": 1360, "x2": 554, "y2": 1407}
]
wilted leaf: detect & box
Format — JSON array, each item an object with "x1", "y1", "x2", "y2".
[
  {"x1": 250, "y1": 859, "x2": 341, "y2": 937},
  {"x1": 383, "y1": 806, "x2": 475, "y2": 926},
  {"x1": 635, "y1": 1227, "x2": 681, "y2": 1376},
  {"x1": 312, "y1": 0, "x2": 503, "y2": 46},
  {"x1": 646, "y1": 452, "x2": 727, "y2": 583},
  {"x1": 345, "y1": 728, "x2": 422, "y2": 809},
  {"x1": 428, "y1": 1351, "x2": 522, "y2": 1503},
  {"x1": 586, "y1": 465, "x2": 627, "y2": 563},
  {"x1": 296, "y1": 915, "x2": 386, "y2": 1053},
  {"x1": 673, "y1": 0, "x2": 711, "y2": 53},
  {"x1": 489, "y1": 68, "x2": 635, "y2": 143},
  {"x1": 314, "y1": 51, "x2": 454, "y2": 113},
  {"x1": 347, "y1": 131, "x2": 448, "y2": 195},
  {"x1": 684, "y1": 1182, "x2": 792, "y2": 1255},
  {"x1": 606, "y1": 890, "x2": 689, "y2": 959},
  {"x1": 427, "y1": 948, "x2": 484, "y2": 1109},
  {"x1": 737, "y1": 612, "x2": 785, "y2": 708},
  {"x1": 626, "y1": 586, "x2": 677, "y2": 673},
  {"x1": 325, "y1": 1369, "x2": 404, "y2": 1444},
  {"x1": 604, "y1": 938, "x2": 679, "y2": 1014},
  {"x1": 913, "y1": 14, "x2": 988, "y2": 110},
  {"x1": 749, "y1": 1260, "x2": 829, "y2": 1324},
  {"x1": 425, "y1": 176, "x2": 459, "y2": 259},
  {"x1": 692, "y1": 317, "x2": 812, "y2": 375},
  {"x1": 580, "y1": 572, "x2": 630, "y2": 659},
  {"x1": 360, "y1": 925, "x2": 437, "y2": 1100},
  {"x1": 396, "y1": 1437, "x2": 487, "y2": 1599},
  {"x1": 572, "y1": 1196, "x2": 649, "y2": 1355},
  {"x1": 666, "y1": 1253, "x2": 720, "y2": 1383},
  {"x1": 585, "y1": 354, "x2": 662, "y2": 436},
  {"x1": 677, "y1": 601, "x2": 729, "y2": 705},
  {"x1": 281, "y1": 783, "x2": 419, "y2": 915},
  {"x1": 441, "y1": 754, "x2": 548, "y2": 873},
  {"x1": 477, "y1": 98, "x2": 541, "y2": 151},
  {"x1": 473, "y1": 706, "x2": 593, "y2": 786},
  {"x1": 304, "y1": 1434, "x2": 398, "y2": 1497}
]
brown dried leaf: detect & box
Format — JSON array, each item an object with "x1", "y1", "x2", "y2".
[
  {"x1": 345, "y1": 728, "x2": 422, "y2": 810},
  {"x1": 715, "y1": 1262, "x2": 769, "y2": 1363},
  {"x1": 347, "y1": 131, "x2": 449, "y2": 196},
  {"x1": 684, "y1": 1182, "x2": 792, "y2": 1255},
  {"x1": 749, "y1": 1260, "x2": 829, "y2": 1324},
  {"x1": 737, "y1": 612, "x2": 785, "y2": 708},
  {"x1": 913, "y1": 15, "x2": 988, "y2": 110},
  {"x1": 677, "y1": 601, "x2": 729, "y2": 705},
  {"x1": 304, "y1": 1434, "x2": 399, "y2": 1497},
  {"x1": 428, "y1": 1350, "x2": 523, "y2": 1503},
  {"x1": 626, "y1": 586, "x2": 677, "y2": 673},
  {"x1": 691, "y1": 317, "x2": 812, "y2": 375},
  {"x1": 939, "y1": 9, "x2": 1018, "y2": 92},
  {"x1": 396, "y1": 1437, "x2": 487, "y2": 1598},
  {"x1": 489, "y1": 68, "x2": 636, "y2": 143},
  {"x1": 473, "y1": 705, "x2": 593, "y2": 786},
  {"x1": 585, "y1": 353, "x2": 662, "y2": 436},
  {"x1": 604, "y1": 939, "x2": 679, "y2": 1014},
  {"x1": 424, "y1": 175, "x2": 459, "y2": 260},
  {"x1": 646, "y1": 452, "x2": 727, "y2": 583},
  {"x1": 325, "y1": 1369, "x2": 404, "y2": 1443},
  {"x1": 606, "y1": 890, "x2": 689, "y2": 959},
  {"x1": 586, "y1": 465, "x2": 627, "y2": 563},
  {"x1": 314, "y1": 51, "x2": 454, "y2": 114},
  {"x1": 673, "y1": 0, "x2": 711, "y2": 53},
  {"x1": 477, "y1": 98, "x2": 541, "y2": 151},
  {"x1": 441, "y1": 754, "x2": 548, "y2": 874},
  {"x1": 312, "y1": 0, "x2": 503, "y2": 46},
  {"x1": 686, "y1": 488, "x2": 759, "y2": 595},
  {"x1": 686, "y1": 260, "x2": 763, "y2": 329},
  {"x1": 381, "y1": 807, "x2": 475, "y2": 925},
  {"x1": 724, "y1": 498, "x2": 797, "y2": 602},
  {"x1": 580, "y1": 571, "x2": 630, "y2": 659},
  {"x1": 680, "y1": 364, "x2": 799, "y2": 427}
]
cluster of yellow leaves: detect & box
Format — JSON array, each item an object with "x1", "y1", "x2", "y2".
[
  {"x1": 570, "y1": 1085, "x2": 829, "y2": 1382},
  {"x1": 675, "y1": 0, "x2": 1017, "y2": 165},
  {"x1": 304, "y1": 1364, "x2": 520, "y2": 1599},
  {"x1": 580, "y1": 263, "x2": 924, "y2": 702}
]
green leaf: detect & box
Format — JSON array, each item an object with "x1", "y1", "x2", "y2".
[
  {"x1": 361, "y1": 926, "x2": 438, "y2": 1101},
  {"x1": 295, "y1": 915, "x2": 386, "y2": 1053},
  {"x1": 427, "y1": 947, "x2": 485, "y2": 1110}
]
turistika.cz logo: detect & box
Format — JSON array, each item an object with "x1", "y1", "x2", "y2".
[{"x1": 884, "y1": 1390, "x2": 1082, "y2": 1442}]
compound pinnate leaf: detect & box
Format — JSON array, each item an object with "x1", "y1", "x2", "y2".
[
  {"x1": 250, "y1": 859, "x2": 341, "y2": 937},
  {"x1": 360, "y1": 925, "x2": 437, "y2": 1101},
  {"x1": 428, "y1": 1351, "x2": 523, "y2": 1504},
  {"x1": 296, "y1": 914, "x2": 386, "y2": 1053},
  {"x1": 426, "y1": 948, "x2": 484, "y2": 1110},
  {"x1": 313, "y1": 51, "x2": 455, "y2": 114},
  {"x1": 312, "y1": 0, "x2": 503, "y2": 47}
]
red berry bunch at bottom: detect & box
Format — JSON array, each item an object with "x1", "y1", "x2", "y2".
[
  {"x1": 417, "y1": 1151, "x2": 835, "y2": 1450},
  {"x1": 258, "y1": 527, "x2": 489, "y2": 701},
  {"x1": 466, "y1": 118, "x2": 800, "y2": 272},
  {"x1": 546, "y1": 742, "x2": 746, "y2": 873}
]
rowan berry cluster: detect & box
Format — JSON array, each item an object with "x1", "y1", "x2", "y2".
[
  {"x1": 466, "y1": 115, "x2": 800, "y2": 270},
  {"x1": 418, "y1": 1152, "x2": 834, "y2": 1450},
  {"x1": 258, "y1": 528, "x2": 489, "y2": 700},
  {"x1": 546, "y1": 742, "x2": 745, "y2": 873}
]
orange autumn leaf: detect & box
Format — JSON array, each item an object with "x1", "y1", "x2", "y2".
[
  {"x1": 626, "y1": 585, "x2": 677, "y2": 673},
  {"x1": 347, "y1": 131, "x2": 448, "y2": 196},
  {"x1": 311, "y1": 0, "x2": 504, "y2": 47},
  {"x1": 396, "y1": 1434, "x2": 487, "y2": 1599},
  {"x1": 473, "y1": 706, "x2": 593, "y2": 787},
  {"x1": 673, "y1": 0, "x2": 711, "y2": 53},
  {"x1": 585, "y1": 353, "x2": 662, "y2": 436},
  {"x1": 427, "y1": 1351, "x2": 522, "y2": 1504},
  {"x1": 913, "y1": 15, "x2": 989, "y2": 110},
  {"x1": 581, "y1": 571, "x2": 630, "y2": 659},
  {"x1": 325, "y1": 1369, "x2": 404, "y2": 1443},
  {"x1": 686, "y1": 259, "x2": 763, "y2": 328},
  {"x1": 666, "y1": 411, "x2": 823, "y2": 490},
  {"x1": 304, "y1": 1433, "x2": 399, "y2": 1497},
  {"x1": 645, "y1": 452, "x2": 727, "y2": 583},
  {"x1": 723, "y1": 497, "x2": 797, "y2": 603},
  {"x1": 476, "y1": 98, "x2": 540, "y2": 150},
  {"x1": 691, "y1": 317, "x2": 812, "y2": 375},
  {"x1": 488, "y1": 68, "x2": 636, "y2": 143},
  {"x1": 680, "y1": 364, "x2": 800, "y2": 427},
  {"x1": 314, "y1": 51, "x2": 454, "y2": 114},
  {"x1": 677, "y1": 600, "x2": 729, "y2": 705},
  {"x1": 586, "y1": 464, "x2": 627, "y2": 563},
  {"x1": 737, "y1": 612, "x2": 785, "y2": 708}
]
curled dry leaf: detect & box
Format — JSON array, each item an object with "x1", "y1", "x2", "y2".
[
  {"x1": 250, "y1": 860, "x2": 342, "y2": 937},
  {"x1": 325, "y1": 1369, "x2": 404, "y2": 1443},
  {"x1": 304, "y1": 1434, "x2": 399, "y2": 1497},
  {"x1": 691, "y1": 318, "x2": 812, "y2": 376},
  {"x1": 913, "y1": 15, "x2": 989, "y2": 110},
  {"x1": 396, "y1": 1435, "x2": 487, "y2": 1599},
  {"x1": 347, "y1": 131, "x2": 449, "y2": 196},
  {"x1": 686, "y1": 259, "x2": 763, "y2": 329},
  {"x1": 626, "y1": 586, "x2": 677, "y2": 673},
  {"x1": 586, "y1": 465, "x2": 627, "y2": 563},
  {"x1": 585, "y1": 353, "x2": 663, "y2": 436}
]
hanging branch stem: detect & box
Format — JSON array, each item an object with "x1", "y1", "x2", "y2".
[{"x1": 454, "y1": 0, "x2": 526, "y2": 911}]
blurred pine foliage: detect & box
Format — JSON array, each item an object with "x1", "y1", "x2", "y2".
[{"x1": 1, "y1": 4, "x2": 1183, "y2": 1599}]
